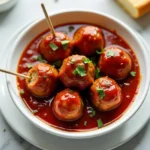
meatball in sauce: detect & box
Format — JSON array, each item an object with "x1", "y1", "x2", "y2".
[
  {"x1": 52, "y1": 88, "x2": 83, "y2": 121},
  {"x1": 40, "y1": 32, "x2": 73, "y2": 62},
  {"x1": 59, "y1": 55, "x2": 95, "y2": 90},
  {"x1": 90, "y1": 77, "x2": 122, "y2": 111},
  {"x1": 26, "y1": 63, "x2": 58, "y2": 97},
  {"x1": 99, "y1": 46, "x2": 132, "y2": 80},
  {"x1": 74, "y1": 26, "x2": 104, "y2": 56}
]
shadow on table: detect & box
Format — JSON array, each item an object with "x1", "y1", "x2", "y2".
[
  {"x1": 135, "y1": 13, "x2": 150, "y2": 30},
  {"x1": 0, "y1": 2, "x2": 17, "y2": 24},
  {"x1": 115, "y1": 119, "x2": 150, "y2": 150}
]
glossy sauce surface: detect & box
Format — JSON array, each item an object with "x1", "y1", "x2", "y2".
[{"x1": 17, "y1": 23, "x2": 140, "y2": 131}]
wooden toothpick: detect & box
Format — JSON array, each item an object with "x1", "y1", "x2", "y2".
[
  {"x1": 0, "y1": 68, "x2": 30, "y2": 79},
  {"x1": 41, "y1": 3, "x2": 56, "y2": 37}
]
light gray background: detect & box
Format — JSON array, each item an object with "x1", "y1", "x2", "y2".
[{"x1": 0, "y1": 0, "x2": 150, "y2": 149}]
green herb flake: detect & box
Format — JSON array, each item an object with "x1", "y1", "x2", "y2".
[
  {"x1": 27, "y1": 64, "x2": 32, "y2": 69},
  {"x1": 106, "y1": 50, "x2": 115, "y2": 57},
  {"x1": 44, "y1": 75, "x2": 47, "y2": 79},
  {"x1": 49, "y1": 42, "x2": 58, "y2": 51},
  {"x1": 90, "y1": 110, "x2": 96, "y2": 117},
  {"x1": 69, "y1": 89, "x2": 73, "y2": 93},
  {"x1": 130, "y1": 71, "x2": 136, "y2": 77},
  {"x1": 84, "y1": 121, "x2": 87, "y2": 126},
  {"x1": 32, "y1": 55, "x2": 38, "y2": 60},
  {"x1": 96, "y1": 49, "x2": 104, "y2": 55},
  {"x1": 97, "y1": 119, "x2": 103, "y2": 128},
  {"x1": 68, "y1": 26, "x2": 75, "y2": 32},
  {"x1": 95, "y1": 68, "x2": 100, "y2": 79},
  {"x1": 73, "y1": 65, "x2": 86, "y2": 77},
  {"x1": 33, "y1": 110, "x2": 38, "y2": 114},
  {"x1": 38, "y1": 55, "x2": 44, "y2": 62},
  {"x1": 61, "y1": 40, "x2": 70, "y2": 50},
  {"x1": 97, "y1": 88, "x2": 105, "y2": 99},
  {"x1": 82, "y1": 58, "x2": 92, "y2": 64},
  {"x1": 52, "y1": 60, "x2": 62, "y2": 68},
  {"x1": 20, "y1": 89, "x2": 24, "y2": 95},
  {"x1": 70, "y1": 59, "x2": 75, "y2": 64}
]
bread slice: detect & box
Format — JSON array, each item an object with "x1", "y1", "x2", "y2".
[{"x1": 117, "y1": 0, "x2": 150, "y2": 18}]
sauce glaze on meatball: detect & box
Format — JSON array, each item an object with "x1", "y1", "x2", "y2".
[
  {"x1": 59, "y1": 55, "x2": 95, "y2": 90},
  {"x1": 90, "y1": 76, "x2": 122, "y2": 111},
  {"x1": 98, "y1": 46, "x2": 132, "y2": 80},
  {"x1": 73, "y1": 26, "x2": 104, "y2": 56},
  {"x1": 40, "y1": 32, "x2": 72, "y2": 62},
  {"x1": 52, "y1": 88, "x2": 84, "y2": 121},
  {"x1": 26, "y1": 63, "x2": 58, "y2": 97}
]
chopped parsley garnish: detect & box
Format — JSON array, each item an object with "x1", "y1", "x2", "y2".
[
  {"x1": 97, "y1": 88, "x2": 105, "y2": 99},
  {"x1": 106, "y1": 50, "x2": 115, "y2": 57},
  {"x1": 90, "y1": 110, "x2": 96, "y2": 117},
  {"x1": 52, "y1": 60, "x2": 62, "y2": 68},
  {"x1": 88, "y1": 107, "x2": 96, "y2": 117},
  {"x1": 44, "y1": 75, "x2": 47, "y2": 79},
  {"x1": 96, "y1": 49, "x2": 104, "y2": 55},
  {"x1": 32, "y1": 110, "x2": 38, "y2": 114},
  {"x1": 82, "y1": 58, "x2": 92, "y2": 64},
  {"x1": 97, "y1": 119, "x2": 103, "y2": 128},
  {"x1": 84, "y1": 121, "x2": 87, "y2": 126},
  {"x1": 68, "y1": 26, "x2": 75, "y2": 32},
  {"x1": 38, "y1": 55, "x2": 44, "y2": 62},
  {"x1": 130, "y1": 71, "x2": 136, "y2": 77},
  {"x1": 20, "y1": 89, "x2": 24, "y2": 95},
  {"x1": 61, "y1": 40, "x2": 70, "y2": 50},
  {"x1": 95, "y1": 68, "x2": 100, "y2": 79},
  {"x1": 49, "y1": 42, "x2": 58, "y2": 51},
  {"x1": 69, "y1": 89, "x2": 73, "y2": 93},
  {"x1": 70, "y1": 59, "x2": 75, "y2": 64},
  {"x1": 32, "y1": 55, "x2": 38, "y2": 60},
  {"x1": 73, "y1": 65, "x2": 86, "y2": 77},
  {"x1": 27, "y1": 64, "x2": 32, "y2": 69}
]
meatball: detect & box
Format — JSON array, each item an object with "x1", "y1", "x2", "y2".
[
  {"x1": 26, "y1": 63, "x2": 58, "y2": 97},
  {"x1": 73, "y1": 26, "x2": 104, "y2": 56},
  {"x1": 39, "y1": 32, "x2": 72, "y2": 62},
  {"x1": 52, "y1": 88, "x2": 83, "y2": 121},
  {"x1": 59, "y1": 55, "x2": 95, "y2": 90},
  {"x1": 90, "y1": 77, "x2": 122, "y2": 111},
  {"x1": 98, "y1": 46, "x2": 132, "y2": 80}
]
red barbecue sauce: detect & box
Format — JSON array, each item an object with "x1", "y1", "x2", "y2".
[{"x1": 17, "y1": 23, "x2": 140, "y2": 131}]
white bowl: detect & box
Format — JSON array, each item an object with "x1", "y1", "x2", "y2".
[
  {"x1": 0, "y1": 0, "x2": 17, "y2": 13},
  {"x1": 6, "y1": 10, "x2": 150, "y2": 139}
]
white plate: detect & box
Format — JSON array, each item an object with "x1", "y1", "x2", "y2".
[{"x1": 0, "y1": 22, "x2": 150, "y2": 150}]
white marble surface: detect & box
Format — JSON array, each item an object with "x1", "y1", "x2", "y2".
[{"x1": 0, "y1": 0, "x2": 150, "y2": 149}]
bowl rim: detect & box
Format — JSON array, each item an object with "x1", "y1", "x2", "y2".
[{"x1": 6, "y1": 9, "x2": 150, "y2": 139}]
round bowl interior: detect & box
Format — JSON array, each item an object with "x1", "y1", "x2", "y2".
[{"x1": 6, "y1": 10, "x2": 150, "y2": 139}]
